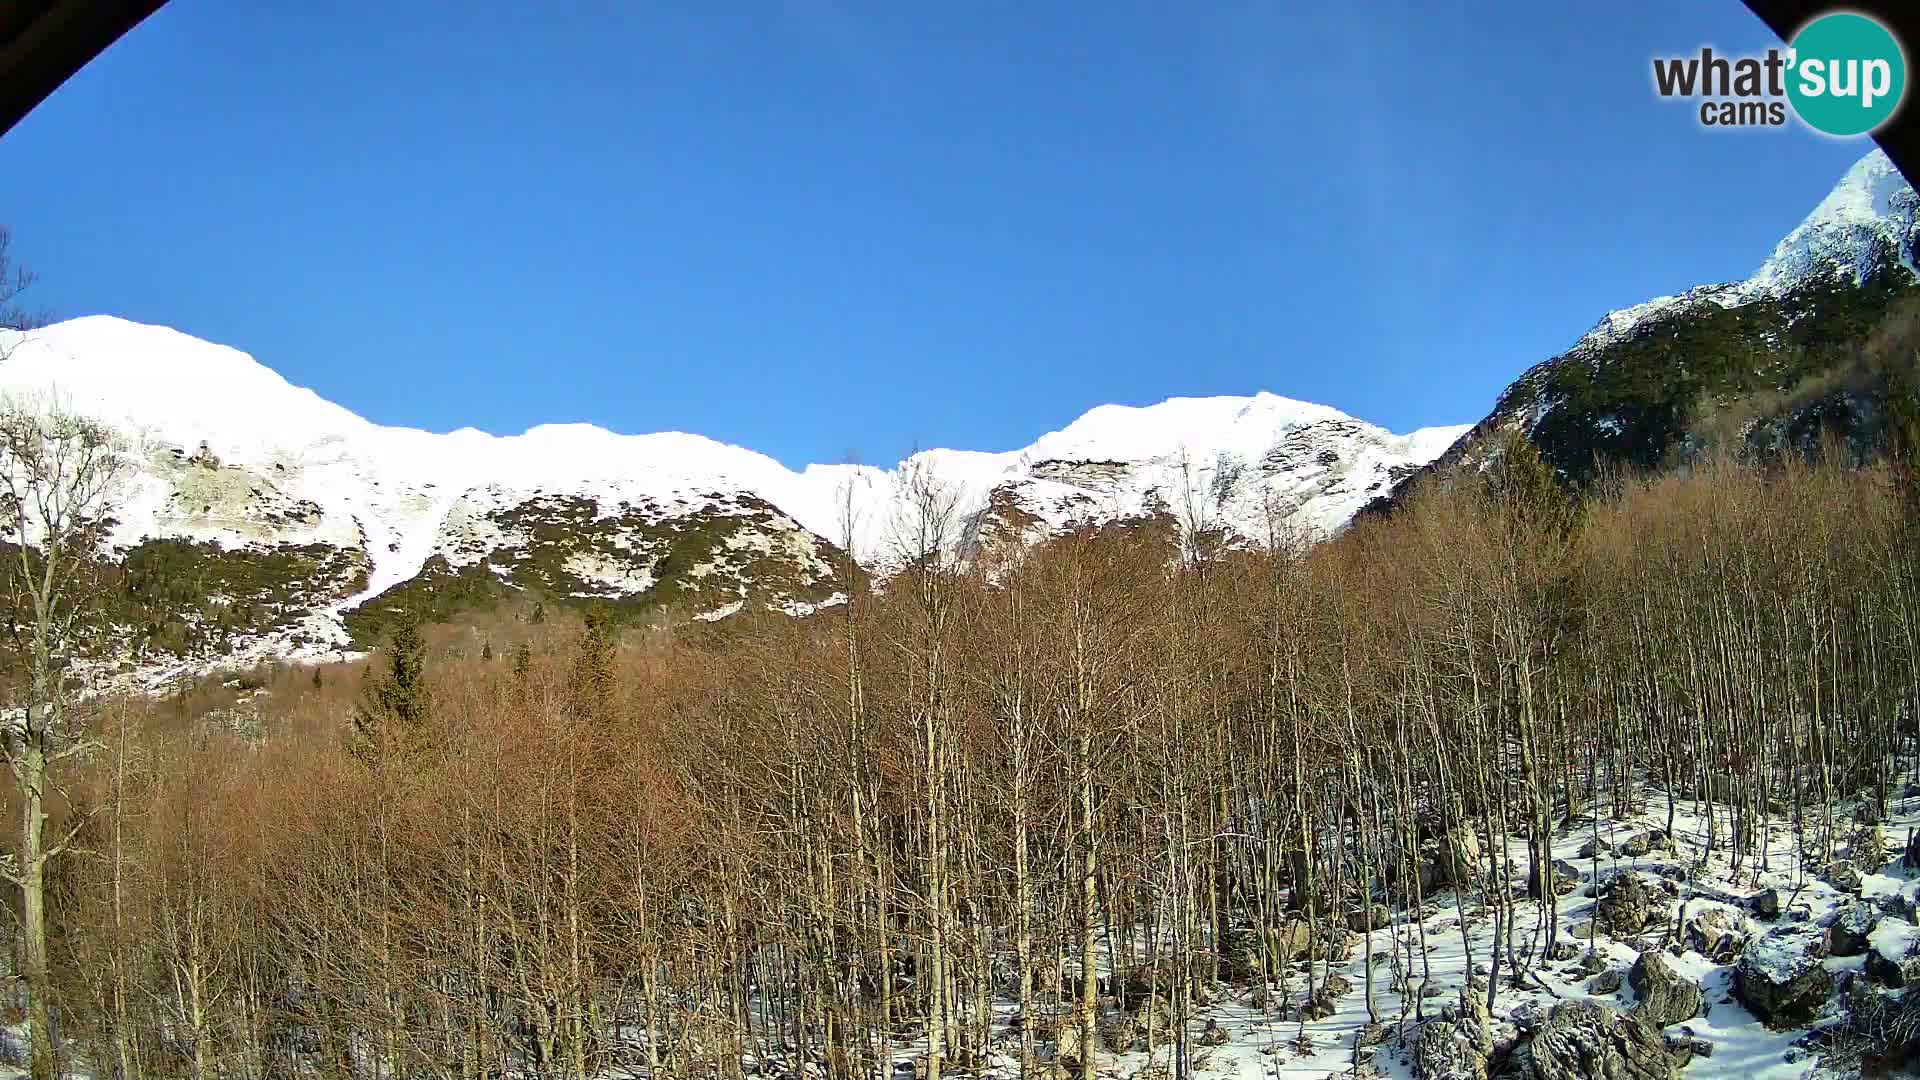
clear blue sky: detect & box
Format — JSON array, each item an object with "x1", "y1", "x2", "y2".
[{"x1": 0, "y1": 1, "x2": 1879, "y2": 468}]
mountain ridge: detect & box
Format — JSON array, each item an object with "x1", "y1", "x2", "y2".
[
  {"x1": 1390, "y1": 148, "x2": 1920, "y2": 496},
  {"x1": 0, "y1": 316, "x2": 1466, "y2": 674}
]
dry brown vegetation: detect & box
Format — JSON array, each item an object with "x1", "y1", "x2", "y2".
[{"x1": 7, "y1": 439, "x2": 1920, "y2": 1080}]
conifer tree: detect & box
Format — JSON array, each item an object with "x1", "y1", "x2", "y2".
[
  {"x1": 572, "y1": 605, "x2": 617, "y2": 725},
  {"x1": 352, "y1": 617, "x2": 430, "y2": 763}
]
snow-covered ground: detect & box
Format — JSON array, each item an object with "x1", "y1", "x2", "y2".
[{"x1": 896, "y1": 780, "x2": 1920, "y2": 1080}]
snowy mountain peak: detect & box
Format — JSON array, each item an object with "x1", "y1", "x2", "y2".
[{"x1": 1568, "y1": 150, "x2": 1918, "y2": 358}]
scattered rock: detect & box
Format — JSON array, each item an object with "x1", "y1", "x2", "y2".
[
  {"x1": 1629, "y1": 950, "x2": 1703, "y2": 1028},
  {"x1": 1506, "y1": 1001, "x2": 1684, "y2": 1080},
  {"x1": 1866, "y1": 920, "x2": 1920, "y2": 987},
  {"x1": 1199, "y1": 1019, "x2": 1229, "y2": 1047},
  {"x1": 1588, "y1": 969, "x2": 1623, "y2": 994},
  {"x1": 1578, "y1": 837, "x2": 1610, "y2": 860},
  {"x1": 1749, "y1": 888, "x2": 1781, "y2": 920},
  {"x1": 1733, "y1": 934, "x2": 1833, "y2": 1027},
  {"x1": 1681, "y1": 908, "x2": 1745, "y2": 963}
]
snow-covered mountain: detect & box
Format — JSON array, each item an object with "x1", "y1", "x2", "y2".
[
  {"x1": 0, "y1": 315, "x2": 1464, "y2": 668},
  {"x1": 1573, "y1": 149, "x2": 1918, "y2": 359},
  {"x1": 1400, "y1": 149, "x2": 1920, "y2": 491}
]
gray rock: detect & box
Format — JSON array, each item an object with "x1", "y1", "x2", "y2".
[
  {"x1": 1578, "y1": 837, "x2": 1610, "y2": 860},
  {"x1": 1826, "y1": 901, "x2": 1878, "y2": 958},
  {"x1": 1413, "y1": 1019, "x2": 1488, "y2": 1080},
  {"x1": 1098, "y1": 1010, "x2": 1139, "y2": 1053},
  {"x1": 1664, "y1": 1033, "x2": 1713, "y2": 1059},
  {"x1": 1827, "y1": 859, "x2": 1865, "y2": 893},
  {"x1": 1855, "y1": 825, "x2": 1888, "y2": 870},
  {"x1": 1750, "y1": 888, "x2": 1781, "y2": 920},
  {"x1": 1733, "y1": 935, "x2": 1833, "y2": 1027},
  {"x1": 1682, "y1": 908, "x2": 1745, "y2": 963},
  {"x1": 1199, "y1": 1019, "x2": 1228, "y2": 1047},
  {"x1": 1506, "y1": 1001, "x2": 1684, "y2": 1080},
  {"x1": 1629, "y1": 950, "x2": 1703, "y2": 1028},
  {"x1": 1588, "y1": 970, "x2": 1623, "y2": 994},
  {"x1": 1596, "y1": 874, "x2": 1658, "y2": 937},
  {"x1": 1347, "y1": 904, "x2": 1391, "y2": 932}
]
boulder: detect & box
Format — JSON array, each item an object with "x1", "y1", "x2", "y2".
[
  {"x1": 1905, "y1": 827, "x2": 1920, "y2": 871},
  {"x1": 1588, "y1": 969, "x2": 1623, "y2": 994},
  {"x1": 1506, "y1": 1001, "x2": 1684, "y2": 1080},
  {"x1": 1827, "y1": 859, "x2": 1865, "y2": 893},
  {"x1": 1749, "y1": 888, "x2": 1781, "y2": 920},
  {"x1": 1629, "y1": 951, "x2": 1703, "y2": 1028},
  {"x1": 1412, "y1": 1019, "x2": 1488, "y2": 1080},
  {"x1": 1681, "y1": 908, "x2": 1745, "y2": 963},
  {"x1": 1347, "y1": 904, "x2": 1392, "y2": 932},
  {"x1": 1855, "y1": 825, "x2": 1888, "y2": 870},
  {"x1": 1578, "y1": 837, "x2": 1610, "y2": 860},
  {"x1": 1619, "y1": 829, "x2": 1669, "y2": 859},
  {"x1": 1826, "y1": 901, "x2": 1878, "y2": 958},
  {"x1": 1098, "y1": 1010, "x2": 1138, "y2": 1053},
  {"x1": 1867, "y1": 919, "x2": 1920, "y2": 987},
  {"x1": 1220, "y1": 919, "x2": 1356, "y2": 982},
  {"x1": 1596, "y1": 874, "x2": 1658, "y2": 937},
  {"x1": 1733, "y1": 934, "x2": 1833, "y2": 1027},
  {"x1": 1199, "y1": 1019, "x2": 1229, "y2": 1047},
  {"x1": 1418, "y1": 824, "x2": 1481, "y2": 888}
]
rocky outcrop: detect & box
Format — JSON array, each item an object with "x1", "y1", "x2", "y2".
[
  {"x1": 1414, "y1": 989, "x2": 1493, "y2": 1080},
  {"x1": 1506, "y1": 1001, "x2": 1684, "y2": 1080}
]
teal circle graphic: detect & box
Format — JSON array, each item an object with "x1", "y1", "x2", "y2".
[{"x1": 1787, "y1": 13, "x2": 1906, "y2": 136}]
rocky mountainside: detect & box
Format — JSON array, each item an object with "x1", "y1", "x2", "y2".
[
  {"x1": 1396, "y1": 149, "x2": 1920, "y2": 496},
  {"x1": 0, "y1": 316, "x2": 1464, "y2": 673}
]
